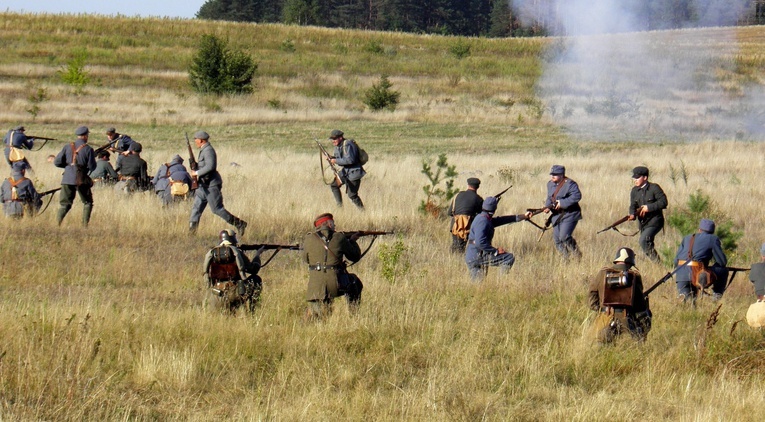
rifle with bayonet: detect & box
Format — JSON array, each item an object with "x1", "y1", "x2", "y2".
[
  {"x1": 644, "y1": 260, "x2": 691, "y2": 298},
  {"x1": 315, "y1": 138, "x2": 343, "y2": 186},
  {"x1": 185, "y1": 132, "x2": 199, "y2": 189},
  {"x1": 597, "y1": 215, "x2": 638, "y2": 236},
  {"x1": 239, "y1": 243, "x2": 302, "y2": 268}
]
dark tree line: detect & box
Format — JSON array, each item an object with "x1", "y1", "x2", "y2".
[{"x1": 196, "y1": 0, "x2": 765, "y2": 37}]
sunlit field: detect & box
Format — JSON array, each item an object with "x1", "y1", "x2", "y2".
[{"x1": 1, "y1": 12, "x2": 765, "y2": 421}]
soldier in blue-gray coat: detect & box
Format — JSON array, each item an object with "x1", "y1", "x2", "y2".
[
  {"x1": 188, "y1": 131, "x2": 248, "y2": 236},
  {"x1": 151, "y1": 154, "x2": 192, "y2": 205},
  {"x1": 328, "y1": 129, "x2": 365, "y2": 210},
  {"x1": 1, "y1": 161, "x2": 42, "y2": 218},
  {"x1": 674, "y1": 219, "x2": 728, "y2": 302},
  {"x1": 3, "y1": 126, "x2": 35, "y2": 167},
  {"x1": 54, "y1": 126, "x2": 97, "y2": 226},
  {"x1": 527, "y1": 165, "x2": 583, "y2": 260},
  {"x1": 465, "y1": 196, "x2": 527, "y2": 281}
]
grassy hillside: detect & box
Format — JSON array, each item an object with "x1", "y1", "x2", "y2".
[{"x1": 1, "y1": 12, "x2": 765, "y2": 421}]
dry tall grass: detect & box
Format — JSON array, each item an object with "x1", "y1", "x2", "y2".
[{"x1": 1, "y1": 141, "x2": 764, "y2": 420}]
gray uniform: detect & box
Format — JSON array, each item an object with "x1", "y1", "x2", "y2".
[
  {"x1": 3, "y1": 129, "x2": 34, "y2": 166},
  {"x1": 152, "y1": 156, "x2": 192, "y2": 205},
  {"x1": 544, "y1": 177, "x2": 583, "y2": 258},
  {"x1": 53, "y1": 139, "x2": 97, "y2": 226},
  {"x1": 1, "y1": 173, "x2": 42, "y2": 218},
  {"x1": 330, "y1": 139, "x2": 365, "y2": 209},
  {"x1": 189, "y1": 142, "x2": 246, "y2": 233}
]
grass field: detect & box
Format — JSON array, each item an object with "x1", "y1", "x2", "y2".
[{"x1": 1, "y1": 12, "x2": 765, "y2": 421}]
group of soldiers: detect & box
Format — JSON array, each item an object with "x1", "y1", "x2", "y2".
[
  {"x1": 6, "y1": 125, "x2": 765, "y2": 334},
  {"x1": 448, "y1": 165, "x2": 765, "y2": 343}
]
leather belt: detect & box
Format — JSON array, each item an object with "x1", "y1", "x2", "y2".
[{"x1": 308, "y1": 264, "x2": 339, "y2": 271}]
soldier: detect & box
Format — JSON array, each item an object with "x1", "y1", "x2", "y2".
[
  {"x1": 526, "y1": 165, "x2": 582, "y2": 260},
  {"x1": 673, "y1": 219, "x2": 728, "y2": 303},
  {"x1": 465, "y1": 197, "x2": 527, "y2": 281},
  {"x1": 203, "y1": 229, "x2": 263, "y2": 314},
  {"x1": 589, "y1": 247, "x2": 652, "y2": 343},
  {"x1": 53, "y1": 126, "x2": 96, "y2": 227},
  {"x1": 3, "y1": 125, "x2": 35, "y2": 167},
  {"x1": 328, "y1": 129, "x2": 365, "y2": 210},
  {"x1": 302, "y1": 213, "x2": 363, "y2": 319},
  {"x1": 628, "y1": 166, "x2": 668, "y2": 263},
  {"x1": 89, "y1": 151, "x2": 119, "y2": 186},
  {"x1": 448, "y1": 177, "x2": 484, "y2": 253},
  {"x1": 1, "y1": 161, "x2": 42, "y2": 218},
  {"x1": 106, "y1": 127, "x2": 134, "y2": 169},
  {"x1": 115, "y1": 142, "x2": 149, "y2": 193},
  {"x1": 151, "y1": 155, "x2": 192, "y2": 205},
  {"x1": 188, "y1": 131, "x2": 248, "y2": 236}
]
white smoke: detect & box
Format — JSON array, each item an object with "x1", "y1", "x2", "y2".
[{"x1": 514, "y1": 0, "x2": 764, "y2": 141}]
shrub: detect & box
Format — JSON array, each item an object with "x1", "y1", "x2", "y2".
[
  {"x1": 188, "y1": 34, "x2": 257, "y2": 95},
  {"x1": 363, "y1": 75, "x2": 400, "y2": 112},
  {"x1": 666, "y1": 189, "x2": 743, "y2": 256},
  {"x1": 449, "y1": 39, "x2": 471, "y2": 60},
  {"x1": 58, "y1": 48, "x2": 90, "y2": 91},
  {"x1": 26, "y1": 87, "x2": 48, "y2": 120},
  {"x1": 418, "y1": 153, "x2": 459, "y2": 217},
  {"x1": 377, "y1": 235, "x2": 411, "y2": 284}
]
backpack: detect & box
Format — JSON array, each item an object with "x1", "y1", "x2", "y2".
[{"x1": 347, "y1": 139, "x2": 368, "y2": 166}]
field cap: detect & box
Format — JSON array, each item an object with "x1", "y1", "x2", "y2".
[
  {"x1": 329, "y1": 129, "x2": 344, "y2": 139},
  {"x1": 760, "y1": 242, "x2": 765, "y2": 256},
  {"x1": 482, "y1": 196, "x2": 498, "y2": 213},
  {"x1": 467, "y1": 177, "x2": 480, "y2": 188},
  {"x1": 106, "y1": 127, "x2": 116, "y2": 134},
  {"x1": 171, "y1": 154, "x2": 183, "y2": 163},
  {"x1": 11, "y1": 161, "x2": 28, "y2": 172},
  {"x1": 75, "y1": 126, "x2": 89, "y2": 136},
  {"x1": 699, "y1": 219, "x2": 715, "y2": 234},
  {"x1": 194, "y1": 131, "x2": 210, "y2": 141},
  {"x1": 14, "y1": 125, "x2": 25, "y2": 132},
  {"x1": 632, "y1": 166, "x2": 649, "y2": 178},
  {"x1": 550, "y1": 165, "x2": 565, "y2": 175},
  {"x1": 131, "y1": 142, "x2": 142, "y2": 153}
]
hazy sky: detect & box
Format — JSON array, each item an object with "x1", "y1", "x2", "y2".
[{"x1": 3, "y1": 0, "x2": 208, "y2": 19}]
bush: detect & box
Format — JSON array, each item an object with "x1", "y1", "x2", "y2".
[
  {"x1": 666, "y1": 189, "x2": 743, "y2": 256},
  {"x1": 188, "y1": 35, "x2": 257, "y2": 95},
  {"x1": 418, "y1": 153, "x2": 458, "y2": 217},
  {"x1": 363, "y1": 75, "x2": 400, "y2": 112},
  {"x1": 58, "y1": 48, "x2": 90, "y2": 91},
  {"x1": 449, "y1": 39, "x2": 471, "y2": 60}
]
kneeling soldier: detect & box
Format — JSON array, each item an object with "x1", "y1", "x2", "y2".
[
  {"x1": 203, "y1": 229, "x2": 263, "y2": 314},
  {"x1": 1, "y1": 161, "x2": 42, "y2": 218},
  {"x1": 302, "y1": 213, "x2": 363, "y2": 320},
  {"x1": 589, "y1": 247, "x2": 652, "y2": 343}
]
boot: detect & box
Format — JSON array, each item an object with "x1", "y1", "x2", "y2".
[
  {"x1": 56, "y1": 207, "x2": 68, "y2": 226},
  {"x1": 82, "y1": 203, "x2": 93, "y2": 227},
  {"x1": 233, "y1": 217, "x2": 247, "y2": 237},
  {"x1": 351, "y1": 196, "x2": 365, "y2": 210},
  {"x1": 330, "y1": 186, "x2": 343, "y2": 206},
  {"x1": 189, "y1": 221, "x2": 198, "y2": 235}
]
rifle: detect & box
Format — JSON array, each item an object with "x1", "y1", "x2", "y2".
[
  {"x1": 93, "y1": 139, "x2": 119, "y2": 155},
  {"x1": 315, "y1": 139, "x2": 342, "y2": 186},
  {"x1": 185, "y1": 132, "x2": 199, "y2": 189},
  {"x1": 343, "y1": 230, "x2": 395, "y2": 238},
  {"x1": 494, "y1": 185, "x2": 512, "y2": 202},
  {"x1": 644, "y1": 260, "x2": 691, "y2": 298},
  {"x1": 597, "y1": 215, "x2": 637, "y2": 236},
  {"x1": 726, "y1": 267, "x2": 751, "y2": 290},
  {"x1": 39, "y1": 187, "x2": 61, "y2": 197},
  {"x1": 239, "y1": 243, "x2": 301, "y2": 268},
  {"x1": 524, "y1": 208, "x2": 551, "y2": 240},
  {"x1": 27, "y1": 135, "x2": 57, "y2": 141}
]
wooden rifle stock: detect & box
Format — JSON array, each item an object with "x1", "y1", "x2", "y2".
[
  {"x1": 597, "y1": 215, "x2": 632, "y2": 234},
  {"x1": 239, "y1": 243, "x2": 301, "y2": 251},
  {"x1": 185, "y1": 132, "x2": 199, "y2": 189},
  {"x1": 315, "y1": 139, "x2": 343, "y2": 186},
  {"x1": 644, "y1": 260, "x2": 691, "y2": 298},
  {"x1": 26, "y1": 135, "x2": 58, "y2": 141},
  {"x1": 93, "y1": 139, "x2": 118, "y2": 155}
]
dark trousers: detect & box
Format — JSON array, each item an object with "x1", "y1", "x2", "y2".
[
  {"x1": 451, "y1": 234, "x2": 467, "y2": 253},
  {"x1": 639, "y1": 225, "x2": 662, "y2": 262},
  {"x1": 331, "y1": 177, "x2": 364, "y2": 209},
  {"x1": 553, "y1": 218, "x2": 580, "y2": 259},
  {"x1": 57, "y1": 184, "x2": 93, "y2": 226}
]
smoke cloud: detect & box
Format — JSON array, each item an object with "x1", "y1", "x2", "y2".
[{"x1": 514, "y1": 0, "x2": 764, "y2": 141}]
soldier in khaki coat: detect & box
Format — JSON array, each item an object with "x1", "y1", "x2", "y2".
[{"x1": 302, "y1": 213, "x2": 362, "y2": 319}]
